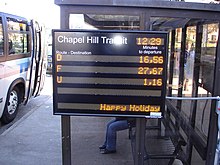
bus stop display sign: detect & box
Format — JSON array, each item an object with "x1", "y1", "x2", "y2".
[{"x1": 52, "y1": 30, "x2": 168, "y2": 118}]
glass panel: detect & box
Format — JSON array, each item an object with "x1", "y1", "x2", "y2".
[
  {"x1": 8, "y1": 33, "x2": 28, "y2": 54},
  {"x1": 7, "y1": 18, "x2": 27, "y2": 31},
  {"x1": 150, "y1": 17, "x2": 190, "y2": 31},
  {"x1": 150, "y1": 17, "x2": 191, "y2": 97},
  {"x1": 0, "y1": 17, "x2": 3, "y2": 56},
  {"x1": 149, "y1": 17, "x2": 219, "y2": 140},
  {"x1": 200, "y1": 23, "x2": 219, "y2": 93},
  {"x1": 183, "y1": 26, "x2": 196, "y2": 95},
  {"x1": 150, "y1": 17, "x2": 219, "y2": 95},
  {"x1": 173, "y1": 28, "x2": 182, "y2": 96},
  {"x1": 180, "y1": 26, "x2": 197, "y2": 121},
  {"x1": 69, "y1": 14, "x2": 140, "y2": 30},
  {"x1": 7, "y1": 17, "x2": 29, "y2": 55},
  {"x1": 195, "y1": 23, "x2": 219, "y2": 137}
]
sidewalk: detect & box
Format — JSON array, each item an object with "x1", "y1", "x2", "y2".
[
  {"x1": 70, "y1": 116, "x2": 133, "y2": 165},
  {"x1": 0, "y1": 76, "x2": 133, "y2": 165},
  {"x1": 0, "y1": 96, "x2": 62, "y2": 165},
  {"x1": 0, "y1": 75, "x2": 187, "y2": 165}
]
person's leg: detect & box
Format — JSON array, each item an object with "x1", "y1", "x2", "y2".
[
  {"x1": 105, "y1": 120, "x2": 128, "y2": 151},
  {"x1": 100, "y1": 118, "x2": 116, "y2": 149}
]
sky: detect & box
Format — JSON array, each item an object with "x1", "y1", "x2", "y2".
[{"x1": 0, "y1": 0, "x2": 60, "y2": 29}]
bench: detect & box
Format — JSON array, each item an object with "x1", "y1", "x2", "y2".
[{"x1": 129, "y1": 118, "x2": 186, "y2": 165}]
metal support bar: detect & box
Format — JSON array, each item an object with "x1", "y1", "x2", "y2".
[
  {"x1": 134, "y1": 118, "x2": 146, "y2": 165},
  {"x1": 166, "y1": 96, "x2": 220, "y2": 100},
  {"x1": 61, "y1": 116, "x2": 71, "y2": 165},
  {"x1": 214, "y1": 99, "x2": 220, "y2": 165}
]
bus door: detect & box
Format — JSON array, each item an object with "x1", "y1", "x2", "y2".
[
  {"x1": 25, "y1": 20, "x2": 46, "y2": 104},
  {"x1": 31, "y1": 20, "x2": 46, "y2": 97},
  {"x1": 23, "y1": 20, "x2": 37, "y2": 104}
]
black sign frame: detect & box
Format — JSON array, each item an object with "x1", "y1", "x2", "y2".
[{"x1": 52, "y1": 29, "x2": 168, "y2": 118}]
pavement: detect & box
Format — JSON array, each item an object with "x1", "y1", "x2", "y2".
[
  {"x1": 0, "y1": 75, "x2": 133, "y2": 165},
  {"x1": 0, "y1": 75, "x2": 186, "y2": 165}
]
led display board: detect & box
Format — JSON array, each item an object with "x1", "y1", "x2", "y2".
[{"x1": 52, "y1": 30, "x2": 168, "y2": 118}]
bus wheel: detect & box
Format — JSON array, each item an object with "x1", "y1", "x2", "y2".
[{"x1": 1, "y1": 86, "x2": 20, "y2": 124}]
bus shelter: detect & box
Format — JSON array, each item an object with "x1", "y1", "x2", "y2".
[{"x1": 54, "y1": 1, "x2": 220, "y2": 164}]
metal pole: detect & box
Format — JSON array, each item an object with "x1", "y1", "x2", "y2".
[
  {"x1": 61, "y1": 116, "x2": 71, "y2": 165},
  {"x1": 134, "y1": 118, "x2": 146, "y2": 165},
  {"x1": 60, "y1": 7, "x2": 71, "y2": 165},
  {"x1": 214, "y1": 99, "x2": 220, "y2": 165},
  {"x1": 166, "y1": 96, "x2": 219, "y2": 100}
]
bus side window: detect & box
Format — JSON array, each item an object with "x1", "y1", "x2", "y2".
[
  {"x1": 8, "y1": 40, "x2": 15, "y2": 54},
  {"x1": 7, "y1": 17, "x2": 29, "y2": 55},
  {"x1": 0, "y1": 17, "x2": 3, "y2": 56}
]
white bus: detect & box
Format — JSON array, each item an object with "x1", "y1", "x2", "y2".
[{"x1": 0, "y1": 12, "x2": 47, "y2": 124}]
